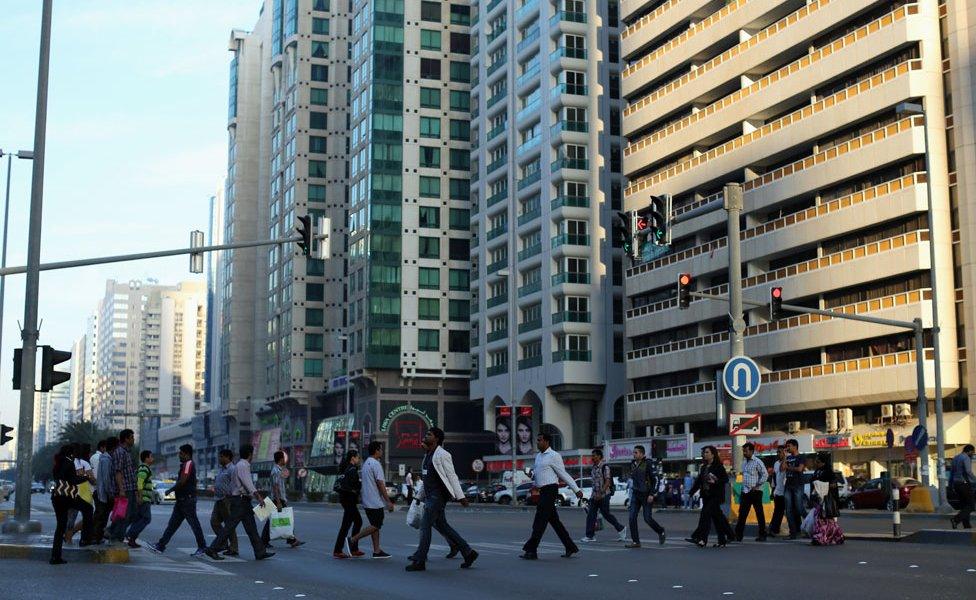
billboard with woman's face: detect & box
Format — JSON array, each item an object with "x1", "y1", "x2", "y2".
[{"x1": 496, "y1": 406, "x2": 534, "y2": 455}]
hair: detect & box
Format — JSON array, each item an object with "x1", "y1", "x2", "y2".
[
  {"x1": 219, "y1": 449, "x2": 234, "y2": 460},
  {"x1": 496, "y1": 420, "x2": 510, "y2": 431},
  {"x1": 140, "y1": 450, "x2": 152, "y2": 462},
  {"x1": 701, "y1": 445, "x2": 719, "y2": 462},
  {"x1": 53, "y1": 444, "x2": 75, "y2": 477},
  {"x1": 591, "y1": 447, "x2": 603, "y2": 457},
  {"x1": 105, "y1": 436, "x2": 119, "y2": 452},
  {"x1": 429, "y1": 427, "x2": 445, "y2": 446},
  {"x1": 964, "y1": 444, "x2": 975, "y2": 453},
  {"x1": 339, "y1": 449, "x2": 359, "y2": 472},
  {"x1": 634, "y1": 444, "x2": 646, "y2": 455},
  {"x1": 119, "y1": 428, "x2": 135, "y2": 443},
  {"x1": 785, "y1": 439, "x2": 799, "y2": 449},
  {"x1": 97, "y1": 439, "x2": 107, "y2": 451},
  {"x1": 179, "y1": 444, "x2": 193, "y2": 456},
  {"x1": 239, "y1": 444, "x2": 254, "y2": 460},
  {"x1": 367, "y1": 441, "x2": 383, "y2": 456},
  {"x1": 777, "y1": 445, "x2": 786, "y2": 451},
  {"x1": 538, "y1": 432, "x2": 552, "y2": 444},
  {"x1": 742, "y1": 442, "x2": 755, "y2": 452},
  {"x1": 272, "y1": 450, "x2": 285, "y2": 463},
  {"x1": 516, "y1": 415, "x2": 532, "y2": 430}
]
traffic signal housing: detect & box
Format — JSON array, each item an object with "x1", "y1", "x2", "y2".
[
  {"x1": 770, "y1": 286, "x2": 784, "y2": 320},
  {"x1": 613, "y1": 211, "x2": 633, "y2": 257},
  {"x1": 648, "y1": 194, "x2": 672, "y2": 246},
  {"x1": 629, "y1": 211, "x2": 650, "y2": 260},
  {"x1": 40, "y1": 345, "x2": 71, "y2": 392},
  {"x1": 678, "y1": 273, "x2": 694, "y2": 309},
  {"x1": 12, "y1": 348, "x2": 22, "y2": 390},
  {"x1": 296, "y1": 215, "x2": 312, "y2": 256},
  {"x1": 0, "y1": 424, "x2": 12, "y2": 446}
]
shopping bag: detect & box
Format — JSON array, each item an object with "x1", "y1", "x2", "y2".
[
  {"x1": 252, "y1": 497, "x2": 275, "y2": 522},
  {"x1": 406, "y1": 500, "x2": 425, "y2": 529},
  {"x1": 110, "y1": 496, "x2": 129, "y2": 522},
  {"x1": 269, "y1": 507, "x2": 295, "y2": 539},
  {"x1": 800, "y1": 507, "x2": 817, "y2": 537}
]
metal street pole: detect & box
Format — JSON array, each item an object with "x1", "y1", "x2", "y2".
[
  {"x1": 6, "y1": 0, "x2": 52, "y2": 534},
  {"x1": 0, "y1": 150, "x2": 33, "y2": 400},
  {"x1": 913, "y1": 318, "x2": 929, "y2": 485},
  {"x1": 724, "y1": 183, "x2": 745, "y2": 474}
]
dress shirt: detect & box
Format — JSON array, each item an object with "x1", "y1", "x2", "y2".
[
  {"x1": 532, "y1": 448, "x2": 579, "y2": 492},
  {"x1": 772, "y1": 460, "x2": 786, "y2": 497},
  {"x1": 214, "y1": 462, "x2": 240, "y2": 499},
  {"x1": 740, "y1": 455, "x2": 768, "y2": 493},
  {"x1": 950, "y1": 452, "x2": 973, "y2": 484},
  {"x1": 235, "y1": 458, "x2": 258, "y2": 495}
]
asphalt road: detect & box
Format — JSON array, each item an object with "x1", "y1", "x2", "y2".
[{"x1": 1, "y1": 495, "x2": 972, "y2": 600}]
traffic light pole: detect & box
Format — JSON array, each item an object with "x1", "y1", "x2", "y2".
[{"x1": 724, "y1": 184, "x2": 746, "y2": 474}]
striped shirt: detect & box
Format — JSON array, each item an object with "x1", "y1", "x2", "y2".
[{"x1": 740, "y1": 455, "x2": 768, "y2": 494}]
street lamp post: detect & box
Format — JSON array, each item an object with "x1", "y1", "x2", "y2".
[{"x1": 0, "y1": 149, "x2": 34, "y2": 387}]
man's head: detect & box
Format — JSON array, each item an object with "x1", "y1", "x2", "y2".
[
  {"x1": 119, "y1": 429, "x2": 135, "y2": 447},
  {"x1": 685, "y1": 471, "x2": 691, "y2": 476},
  {"x1": 424, "y1": 427, "x2": 445, "y2": 449},
  {"x1": 785, "y1": 439, "x2": 799, "y2": 455},
  {"x1": 140, "y1": 450, "x2": 153, "y2": 466},
  {"x1": 536, "y1": 432, "x2": 552, "y2": 452},
  {"x1": 106, "y1": 436, "x2": 119, "y2": 453},
  {"x1": 742, "y1": 442, "x2": 755, "y2": 460},
  {"x1": 219, "y1": 449, "x2": 234, "y2": 466},
  {"x1": 367, "y1": 441, "x2": 383, "y2": 458},
  {"x1": 274, "y1": 450, "x2": 286, "y2": 466},
  {"x1": 239, "y1": 444, "x2": 254, "y2": 461},
  {"x1": 591, "y1": 447, "x2": 603, "y2": 463},
  {"x1": 179, "y1": 444, "x2": 193, "y2": 462},
  {"x1": 776, "y1": 445, "x2": 786, "y2": 460},
  {"x1": 964, "y1": 444, "x2": 975, "y2": 457},
  {"x1": 97, "y1": 439, "x2": 107, "y2": 452},
  {"x1": 633, "y1": 445, "x2": 646, "y2": 460}
]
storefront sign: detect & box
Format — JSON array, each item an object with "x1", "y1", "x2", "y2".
[
  {"x1": 606, "y1": 435, "x2": 693, "y2": 462},
  {"x1": 814, "y1": 435, "x2": 851, "y2": 450},
  {"x1": 666, "y1": 438, "x2": 691, "y2": 460},
  {"x1": 380, "y1": 404, "x2": 435, "y2": 432},
  {"x1": 852, "y1": 431, "x2": 889, "y2": 448},
  {"x1": 694, "y1": 434, "x2": 813, "y2": 456}
]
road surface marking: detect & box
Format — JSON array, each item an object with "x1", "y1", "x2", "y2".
[
  {"x1": 672, "y1": 585, "x2": 683, "y2": 589},
  {"x1": 255, "y1": 581, "x2": 264, "y2": 584},
  {"x1": 909, "y1": 565, "x2": 919, "y2": 569},
  {"x1": 588, "y1": 574, "x2": 598, "y2": 577},
  {"x1": 273, "y1": 587, "x2": 284, "y2": 590},
  {"x1": 628, "y1": 579, "x2": 638, "y2": 583},
  {"x1": 858, "y1": 562, "x2": 867, "y2": 565},
  {"x1": 723, "y1": 593, "x2": 734, "y2": 596}
]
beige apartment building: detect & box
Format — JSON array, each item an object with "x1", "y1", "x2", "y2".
[{"x1": 619, "y1": 0, "x2": 975, "y2": 479}]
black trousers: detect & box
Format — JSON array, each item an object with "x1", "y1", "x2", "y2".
[
  {"x1": 334, "y1": 495, "x2": 363, "y2": 553},
  {"x1": 692, "y1": 496, "x2": 733, "y2": 544},
  {"x1": 210, "y1": 496, "x2": 266, "y2": 559},
  {"x1": 211, "y1": 498, "x2": 239, "y2": 552},
  {"x1": 769, "y1": 494, "x2": 786, "y2": 534},
  {"x1": 734, "y1": 489, "x2": 767, "y2": 538},
  {"x1": 522, "y1": 484, "x2": 576, "y2": 554},
  {"x1": 52, "y1": 495, "x2": 93, "y2": 560},
  {"x1": 92, "y1": 498, "x2": 111, "y2": 540},
  {"x1": 952, "y1": 481, "x2": 974, "y2": 528}
]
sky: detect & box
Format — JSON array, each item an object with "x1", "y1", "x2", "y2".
[{"x1": 0, "y1": 1, "x2": 259, "y2": 436}]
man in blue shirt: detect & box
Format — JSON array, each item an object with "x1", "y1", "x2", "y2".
[
  {"x1": 950, "y1": 444, "x2": 974, "y2": 529},
  {"x1": 781, "y1": 439, "x2": 806, "y2": 539}
]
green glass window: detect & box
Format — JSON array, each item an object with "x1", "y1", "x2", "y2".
[
  {"x1": 310, "y1": 88, "x2": 328, "y2": 105},
  {"x1": 374, "y1": 0, "x2": 403, "y2": 13},
  {"x1": 420, "y1": 146, "x2": 440, "y2": 168},
  {"x1": 308, "y1": 184, "x2": 326, "y2": 203},
  {"x1": 418, "y1": 298, "x2": 440, "y2": 320},
  {"x1": 312, "y1": 17, "x2": 330, "y2": 34},
  {"x1": 307, "y1": 258, "x2": 325, "y2": 275},
  {"x1": 313, "y1": 0, "x2": 330, "y2": 10},
  {"x1": 304, "y1": 359, "x2": 323, "y2": 377},
  {"x1": 449, "y1": 119, "x2": 470, "y2": 141},
  {"x1": 419, "y1": 267, "x2": 440, "y2": 289},
  {"x1": 418, "y1": 329, "x2": 439, "y2": 351},
  {"x1": 372, "y1": 113, "x2": 403, "y2": 132},
  {"x1": 369, "y1": 296, "x2": 401, "y2": 322},
  {"x1": 449, "y1": 90, "x2": 470, "y2": 111},
  {"x1": 449, "y1": 149, "x2": 469, "y2": 170},
  {"x1": 306, "y1": 283, "x2": 324, "y2": 301},
  {"x1": 311, "y1": 65, "x2": 328, "y2": 81},
  {"x1": 449, "y1": 61, "x2": 470, "y2": 83},
  {"x1": 371, "y1": 173, "x2": 402, "y2": 192},
  {"x1": 420, "y1": 87, "x2": 441, "y2": 109},
  {"x1": 369, "y1": 265, "x2": 401, "y2": 285},
  {"x1": 421, "y1": 1, "x2": 441, "y2": 22},
  {"x1": 306, "y1": 308, "x2": 324, "y2": 326},
  {"x1": 449, "y1": 299, "x2": 470, "y2": 321},
  {"x1": 419, "y1": 236, "x2": 440, "y2": 258},
  {"x1": 419, "y1": 206, "x2": 440, "y2": 228},
  {"x1": 311, "y1": 40, "x2": 329, "y2": 58},
  {"x1": 305, "y1": 334, "x2": 324, "y2": 351},
  {"x1": 374, "y1": 25, "x2": 404, "y2": 43},
  {"x1": 419, "y1": 176, "x2": 440, "y2": 198},
  {"x1": 310, "y1": 112, "x2": 328, "y2": 129},
  {"x1": 419, "y1": 117, "x2": 441, "y2": 138},
  {"x1": 449, "y1": 268, "x2": 469, "y2": 291},
  {"x1": 449, "y1": 208, "x2": 470, "y2": 230},
  {"x1": 449, "y1": 178, "x2": 469, "y2": 200},
  {"x1": 309, "y1": 160, "x2": 327, "y2": 178},
  {"x1": 309, "y1": 136, "x2": 328, "y2": 153},
  {"x1": 421, "y1": 29, "x2": 441, "y2": 50}
]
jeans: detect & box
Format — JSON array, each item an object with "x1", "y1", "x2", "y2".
[
  {"x1": 412, "y1": 492, "x2": 471, "y2": 564},
  {"x1": 126, "y1": 500, "x2": 152, "y2": 541},
  {"x1": 523, "y1": 484, "x2": 576, "y2": 554},
  {"x1": 952, "y1": 481, "x2": 974, "y2": 528},
  {"x1": 210, "y1": 498, "x2": 238, "y2": 553},
  {"x1": 734, "y1": 489, "x2": 766, "y2": 539},
  {"x1": 210, "y1": 496, "x2": 266, "y2": 558},
  {"x1": 334, "y1": 494, "x2": 362, "y2": 553},
  {"x1": 783, "y1": 486, "x2": 805, "y2": 536},
  {"x1": 682, "y1": 493, "x2": 692, "y2": 509},
  {"x1": 157, "y1": 495, "x2": 207, "y2": 550},
  {"x1": 769, "y1": 494, "x2": 785, "y2": 534},
  {"x1": 51, "y1": 495, "x2": 93, "y2": 560},
  {"x1": 108, "y1": 490, "x2": 137, "y2": 541},
  {"x1": 628, "y1": 493, "x2": 664, "y2": 543},
  {"x1": 585, "y1": 494, "x2": 624, "y2": 538}
]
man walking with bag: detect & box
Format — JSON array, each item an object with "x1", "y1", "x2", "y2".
[
  {"x1": 520, "y1": 433, "x2": 583, "y2": 560},
  {"x1": 625, "y1": 445, "x2": 666, "y2": 548},
  {"x1": 261, "y1": 451, "x2": 305, "y2": 549},
  {"x1": 580, "y1": 447, "x2": 627, "y2": 543},
  {"x1": 406, "y1": 427, "x2": 478, "y2": 572},
  {"x1": 146, "y1": 444, "x2": 209, "y2": 557},
  {"x1": 206, "y1": 445, "x2": 275, "y2": 561},
  {"x1": 734, "y1": 442, "x2": 769, "y2": 542},
  {"x1": 108, "y1": 429, "x2": 137, "y2": 543}
]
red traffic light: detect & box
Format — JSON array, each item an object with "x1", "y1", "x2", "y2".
[
  {"x1": 679, "y1": 273, "x2": 691, "y2": 286},
  {"x1": 635, "y1": 216, "x2": 648, "y2": 231},
  {"x1": 678, "y1": 273, "x2": 694, "y2": 309},
  {"x1": 771, "y1": 287, "x2": 782, "y2": 299}
]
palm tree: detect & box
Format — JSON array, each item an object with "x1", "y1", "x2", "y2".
[{"x1": 58, "y1": 420, "x2": 111, "y2": 449}]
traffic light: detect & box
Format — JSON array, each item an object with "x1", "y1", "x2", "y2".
[
  {"x1": 678, "y1": 273, "x2": 694, "y2": 309},
  {"x1": 613, "y1": 211, "x2": 632, "y2": 257},
  {"x1": 12, "y1": 348, "x2": 22, "y2": 390},
  {"x1": 296, "y1": 215, "x2": 312, "y2": 256},
  {"x1": 629, "y1": 210, "x2": 650, "y2": 260},
  {"x1": 770, "y1": 286, "x2": 783, "y2": 320},
  {"x1": 40, "y1": 345, "x2": 71, "y2": 392},
  {"x1": 0, "y1": 424, "x2": 12, "y2": 446},
  {"x1": 648, "y1": 194, "x2": 672, "y2": 246}
]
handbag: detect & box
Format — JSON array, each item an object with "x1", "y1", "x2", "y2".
[
  {"x1": 801, "y1": 507, "x2": 817, "y2": 537},
  {"x1": 406, "y1": 499, "x2": 425, "y2": 529},
  {"x1": 269, "y1": 506, "x2": 295, "y2": 539},
  {"x1": 110, "y1": 496, "x2": 129, "y2": 522}
]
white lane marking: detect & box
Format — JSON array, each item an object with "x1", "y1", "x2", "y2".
[
  {"x1": 723, "y1": 593, "x2": 734, "y2": 596},
  {"x1": 858, "y1": 562, "x2": 867, "y2": 565},
  {"x1": 588, "y1": 574, "x2": 598, "y2": 577},
  {"x1": 273, "y1": 587, "x2": 284, "y2": 590},
  {"x1": 628, "y1": 580, "x2": 638, "y2": 583},
  {"x1": 966, "y1": 569, "x2": 975, "y2": 573},
  {"x1": 255, "y1": 581, "x2": 264, "y2": 584},
  {"x1": 909, "y1": 565, "x2": 919, "y2": 569},
  {"x1": 295, "y1": 595, "x2": 306, "y2": 598},
  {"x1": 673, "y1": 585, "x2": 683, "y2": 589}
]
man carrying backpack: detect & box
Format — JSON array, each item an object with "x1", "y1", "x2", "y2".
[
  {"x1": 580, "y1": 448, "x2": 627, "y2": 543},
  {"x1": 625, "y1": 445, "x2": 666, "y2": 548}
]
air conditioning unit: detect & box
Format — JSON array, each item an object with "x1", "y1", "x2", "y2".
[
  {"x1": 825, "y1": 409, "x2": 839, "y2": 433},
  {"x1": 881, "y1": 404, "x2": 894, "y2": 420},
  {"x1": 652, "y1": 425, "x2": 667, "y2": 436},
  {"x1": 895, "y1": 403, "x2": 912, "y2": 418},
  {"x1": 788, "y1": 421, "x2": 801, "y2": 434},
  {"x1": 838, "y1": 408, "x2": 854, "y2": 431}
]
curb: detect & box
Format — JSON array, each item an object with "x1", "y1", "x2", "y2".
[{"x1": 0, "y1": 541, "x2": 130, "y2": 564}]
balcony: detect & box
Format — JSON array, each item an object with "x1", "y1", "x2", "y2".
[
  {"x1": 553, "y1": 349, "x2": 591, "y2": 362},
  {"x1": 549, "y1": 83, "x2": 587, "y2": 100},
  {"x1": 487, "y1": 122, "x2": 506, "y2": 141},
  {"x1": 487, "y1": 154, "x2": 508, "y2": 174},
  {"x1": 487, "y1": 0, "x2": 504, "y2": 14},
  {"x1": 518, "y1": 206, "x2": 540, "y2": 225},
  {"x1": 487, "y1": 259, "x2": 507, "y2": 274},
  {"x1": 551, "y1": 233, "x2": 589, "y2": 248},
  {"x1": 517, "y1": 243, "x2": 542, "y2": 261},
  {"x1": 517, "y1": 28, "x2": 541, "y2": 56},
  {"x1": 487, "y1": 364, "x2": 509, "y2": 377},
  {"x1": 487, "y1": 89, "x2": 507, "y2": 109},
  {"x1": 487, "y1": 329, "x2": 508, "y2": 342},
  {"x1": 552, "y1": 311, "x2": 590, "y2": 324},
  {"x1": 486, "y1": 223, "x2": 508, "y2": 240},
  {"x1": 486, "y1": 188, "x2": 508, "y2": 206},
  {"x1": 516, "y1": 135, "x2": 541, "y2": 158},
  {"x1": 551, "y1": 272, "x2": 590, "y2": 285},
  {"x1": 550, "y1": 120, "x2": 587, "y2": 136},
  {"x1": 516, "y1": 97, "x2": 542, "y2": 123},
  {"x1": 551, "y1": 194, "x2": 589, "y2": 209},
  {"x1": 517, "y1": 169, "x2": 541, "y2": 190},
  {"x1": 549, "y1": 11, "x2": 586, "y2": 26},
  {"x1": 516, "y1": 62, "x2": 541, "y2": 90},
  {"x1": 518, "y1": 319, "x2": 542, "y2": 334},
  {"x1": 551, "y1": 157, "x2": 588, "y2": 172},
  {"x1": 518, "y1": 355, "x2": 543, "y2": 369},
  {"x1": 487, "y1": 26, "x2": 506, "y2": 45},
  {"x1": 487, "y1": 293, "x2": 507, "y2": 308},
  {"x1": 518, "y1": 281, "x2": 541, "y2": 297},
  {"x1": 550, "y1": 47, "x2": 586, "y2": 61},
  {"x1": 515, "y1": 0, "x2": 539, "y2": 26},
  {"x1": 487, "y1": 57, "x2": 507, "y2": 77}
]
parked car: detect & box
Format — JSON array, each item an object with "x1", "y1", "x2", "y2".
[
  {"x1": 386, "y1": 482, "x2": 404, "y2": 503},
  {"x1": 834, "y1": 471, "x2": 851, "y2": 507},
  {"x1": 153, "y1": 481, "x2": 176, "y2": 504},
  {"x1": 30, "y1": 481, "x2": 45, "y2": 494},
  {"x1": 494, "y1": 482, "x2": 533, "y2": 505},
  {"x1": 849, "y1": 477, "x2": 921, "y2": 510},
  {"x1": 947, "y1": 480, "x2": 976, "y2": 510},
  {"x1": 525, "y1": 481, "x2": 574, "y2": 507},
  {"x1": 576, "y1": 477, "x2": 629, "y2": 507},
  {"x1": 477, "y1": 483, "x2": 506, "y2": 503}
]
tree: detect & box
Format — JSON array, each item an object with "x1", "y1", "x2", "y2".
[
  {"x1": 31, "y1": 442, "x2": 62, "y2": 482},
  {"x1": 58, "y1": 420, "x2": 112, "y2": 449}
]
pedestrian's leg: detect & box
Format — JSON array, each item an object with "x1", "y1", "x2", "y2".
[
  {"x1": 412, "y1": 499, "x2": 437, "y2": 564},
  {"x1": 238, "y1": 503, "x2": 267, "y2": 558},
  {"x1": 784, "y1": 489, "x2": 798, "y2": 536},
  {"x1": 769, "y1": 495, "x2": 785, "y2": 535},
  {"x1": 432, "y1": 505, "x2": 471, "y2": 555},
  {"x1": 544, "y1": 490, "x2": 576, "y2": 554},
  {"x1": 754, "y1": 491, "x2": 767, "y2": 537},
  {"x1": 628, "y1": 497, "x2": 641, "y2": 543},
  {"x1": 224, "y1": 500, "x2": 239, "y2": 553},
  {"x1": 210, "y1": 502, "x2": 223, "y2": 541},
  {"x1": 77, "y1": 498, "x2": 95, "y2": 544},
  {"x1": 262, "y1": 517, "x2": 271, "y2": 546},
  {"x1": 584, "y1": 497, "x2": 599, "y2": 538},
  {"x1": 599, "y1": 497, "x2": 624, "y2": 532},
  {"x1": 51, "y1": 497, "x2": 69, "y2": 561},
  {"x1": 694, "y1": 501, "x2": 713, "y2": 543},
  {"x1": 126, "y1": 501, "x2": 152, "y2": 541},
  {"x1": 734, "y1": 491, "x2": 752, "y2": 540},
  {"x1": 334, "y1": 502, "x2": 355, "y2": 554},
  {"x1": 708, "y1": 499, "x2": 728, "y2": 544},
  {"x1": 182, "y1": 497, "x2": 208, "y2": 549},
  {"x1": 643, "y1": 498, "x2": 664, "y2": 535},
  {"x1": 157, "y1": 502, "x2": 187, "y2": 549},
  {"x1": 522, "y1": 495, "x2": 550, "y2": 553}
]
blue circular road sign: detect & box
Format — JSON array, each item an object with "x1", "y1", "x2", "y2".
[
  {"x1": 911, "y1": 425, "x2": 928, "y2": 451},
  {"x1": 722, "y1": 356, "x2": 761, "y2": 401}
]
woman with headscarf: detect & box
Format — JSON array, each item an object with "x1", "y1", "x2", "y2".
[
  {"x1": 50, "y1": 444, "x2": 95, "y2": 564},
  {"x1": 810, "y1": 452, "x2": 844, "y2": 546},
  {"x1": 685, "y1": 446, "x2": 734, "y2": 548}
]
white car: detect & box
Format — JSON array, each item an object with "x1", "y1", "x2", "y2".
[
  {"x1": 576, "y1": 477, "x2": 628, "y2": 507},
  {"x1": 154, "y1": 481, "x2": 176, "y2": 504}
]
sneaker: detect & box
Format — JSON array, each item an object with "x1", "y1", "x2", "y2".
[
  {"x1": 445, "y1": 547, "x2": 460, "y2": 559},
  {"x1": 222, "y1": 549, "x2": 239, "y2": 557},
  {"x1": 624, "y1": 542, "x2": 641, "y2": 549},
  {"x1": 203, "y1": 548, "x2": 225, "y2": 561},
  {"x1": 333, "y1": 552, "x2": 350, "y2": 559},
  {"x1": 347, "y1": 536, "x2": 359, "y2": 556},
  {"x1": 460, "y1": 550, "x2": 479, "y2": 569},
  {"x1": 372, "y1": 551, "x2": 392, "y2": 559},
  {"x1": 256, "y1": 551, "x2": 275, "y2": 560},
  {"x1": 144, "y1": 542, "x2": 164, "y2": 554},
  {"x1": 579, "y1": 536, "x2": 596, "y2": 543},
  {"x1": 288, "y1": 539, "x2": 306, "y2": 548},
  {"x1": 617, "y1": 527, "x2": 629, "y2": 542},
  {"x1": 405, "y1": 562, "x2": 426, "y2": 572},
  {"x1": 127, "y1": 538, "x2": 141, "y2": 549},
  {"x1": 191, "y1": 548, "x2": 208, "y2": 558},
  {"x1": 350, "y1": 549, "x2": 365, "y2": 558},
  {"x1": 658, "y1": 532, "x2": 666, "y2": 546}
]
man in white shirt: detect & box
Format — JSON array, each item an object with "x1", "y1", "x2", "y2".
[
  {"x1": 734, "y1": 442, "x2": 769, "y2": 542},
  {"x1": 90, "y1": 440, "x2": 105, "y2": 486},
  {"x1": 349, "y1": 441, "x2": 395, "y2": 559},
  {"x1": 519, "y1": 433, "x2": 583, "y2": 560},
  {"x1": 768, "y1": 445, "x2": 787, "y2": 536}
]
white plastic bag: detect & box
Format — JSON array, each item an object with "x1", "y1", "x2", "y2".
[
  {"x1": 269, "y1": 506, "x2": 295, "y2": 539},
  {"x1": 252, "y1": 497, "x2": 275, "y2": 522},
  {"x1": 801, "y1": 507, "x2": 817, "y2": 537},
  {"x1": 406, "y1": 500, "x2": 425, "y2": 529}
]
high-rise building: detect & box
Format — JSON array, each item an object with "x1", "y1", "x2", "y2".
[
  {"x1": 33, "y1": 385, "x2": 69, "y2": 449},
  {"x1": 619, "y1": 0, "x2": 974, "y2": 477},
  {"x1": 468, "y1": 0, "x2": 628, "y2": 449}
]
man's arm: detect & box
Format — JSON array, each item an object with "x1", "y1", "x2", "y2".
[
  {"x1": 170, "y1": 462, "x2": 191, "y2": 494},
  {"x1": 758, "y1": 461, "x2": 769, "y2": 486},
  {"x1": 374, "y1": 470, "x2": 394, "y2": 509},
  {"x1": 551, "y1": 454, "x2": 580, "y2": 494},
  {"x1": 114, "y1": 454, "x2": 125, "y2": 497},
  {"x1": 438, "y1": 451, "x2": 467, "y2": 502}
]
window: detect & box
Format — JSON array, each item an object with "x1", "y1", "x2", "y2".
[
  {"x1": 448, "y1": 238, "x2": 469, "y2": 260},
  {"x1": 304, "y1": 359, "x2": 323, "y2": 377},
  {"x1": 308, "y1": 184, "x2": 326, "y2": 203},
  {"x1": 419, "y1": 236, "x2": 440, "y2": 258},
  {"x1": 449, "y1": 178, "x2": 469, "y2": 200},
  {"x1": 419, "y1": 117, "x2": 441, "y2": 139},
  {"x1": 306, "y1": 283, "x2": 324, "y2": 301},
  {"x1": 449, "y1": 119, "x2": 470, "y2": 141},
  {"x1": 418, "y1": 298, "x2": 440, "y2": 320},
  {"x1": 310, "y1": 88, "x2": 328, "y2": 105},
  {"x1": 448, "y1": 330, "x2": 469, "y2": 352},
  {"x1": 421, "y1": 1, "x2": 441, "y2": 22},
  {"x1": 308, "y1": 160, "x2": 327, "y2": 177},
  {"x1": 305, "y1": 334, "x2": 324, "y2": 351},
  {"x1": 312, "y1": 18, "x2": 330, "y2": 35},
  {"x1": 313, "y1": 0, "x2": 330, "y2": 10},
  {"x1": 449, "y1": 208, "x2": 469, "y2": 230},
  {"x1": 419, "y1": 146, "x2": 440, "y2": 168},
  {"x1": 420, "y1": 58, "x2": 441, "y2": 80},
  {"x1": 449, "y1": 299, "x2": 470, "y2": 321},
  {"x1": 450, "y1": 32, "x2": 470, "y2": 54},
  {"x1": 418, "y1": 329, "x2": 440, "y2": 351},
  {"x1": 309, "y1": 136, "x2": 328, "y2": 153},
  {"x1": 450, "y1": 3, "x2": 471, "y2": 25},
  {"x1": 306, "y1": 308, "x2": 323, "y2": 326},
  {"x1": 449, "y1": 90, "x2": 470, "y2": 111},
  {"x1": 419, "y1": 206, "x2": 440, "y2": 228},
  {"x1": 311, "y1": 40, "x2": 329, "y2": 58},
  {"x1": 311, "y1": 64, "x2": 329, "y2": 81},
  {"x1": 449, "y1": 149, "x2": 469, "y2": 170},
  {"x1": 419, "y1": 176, "x2": 440, "y2": 198},
  {"x1": 419, "y1": 267, "x2": 440, "y2": 289},
  {"x1": 420, "y1": 87, "x2": 441, "y2": 108},
  {"x1": 450, "y1": 61, "x2": 470, "y2": 83},
  {"x1": 449, "y1": 268, "x2": 469, "y2": 290},
  {"x1": 310, "y1": 112, "x2": 328, "y2": 129},
  {"x1": 421, "y1": 29, "x2": 441, "y2": 50}
]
